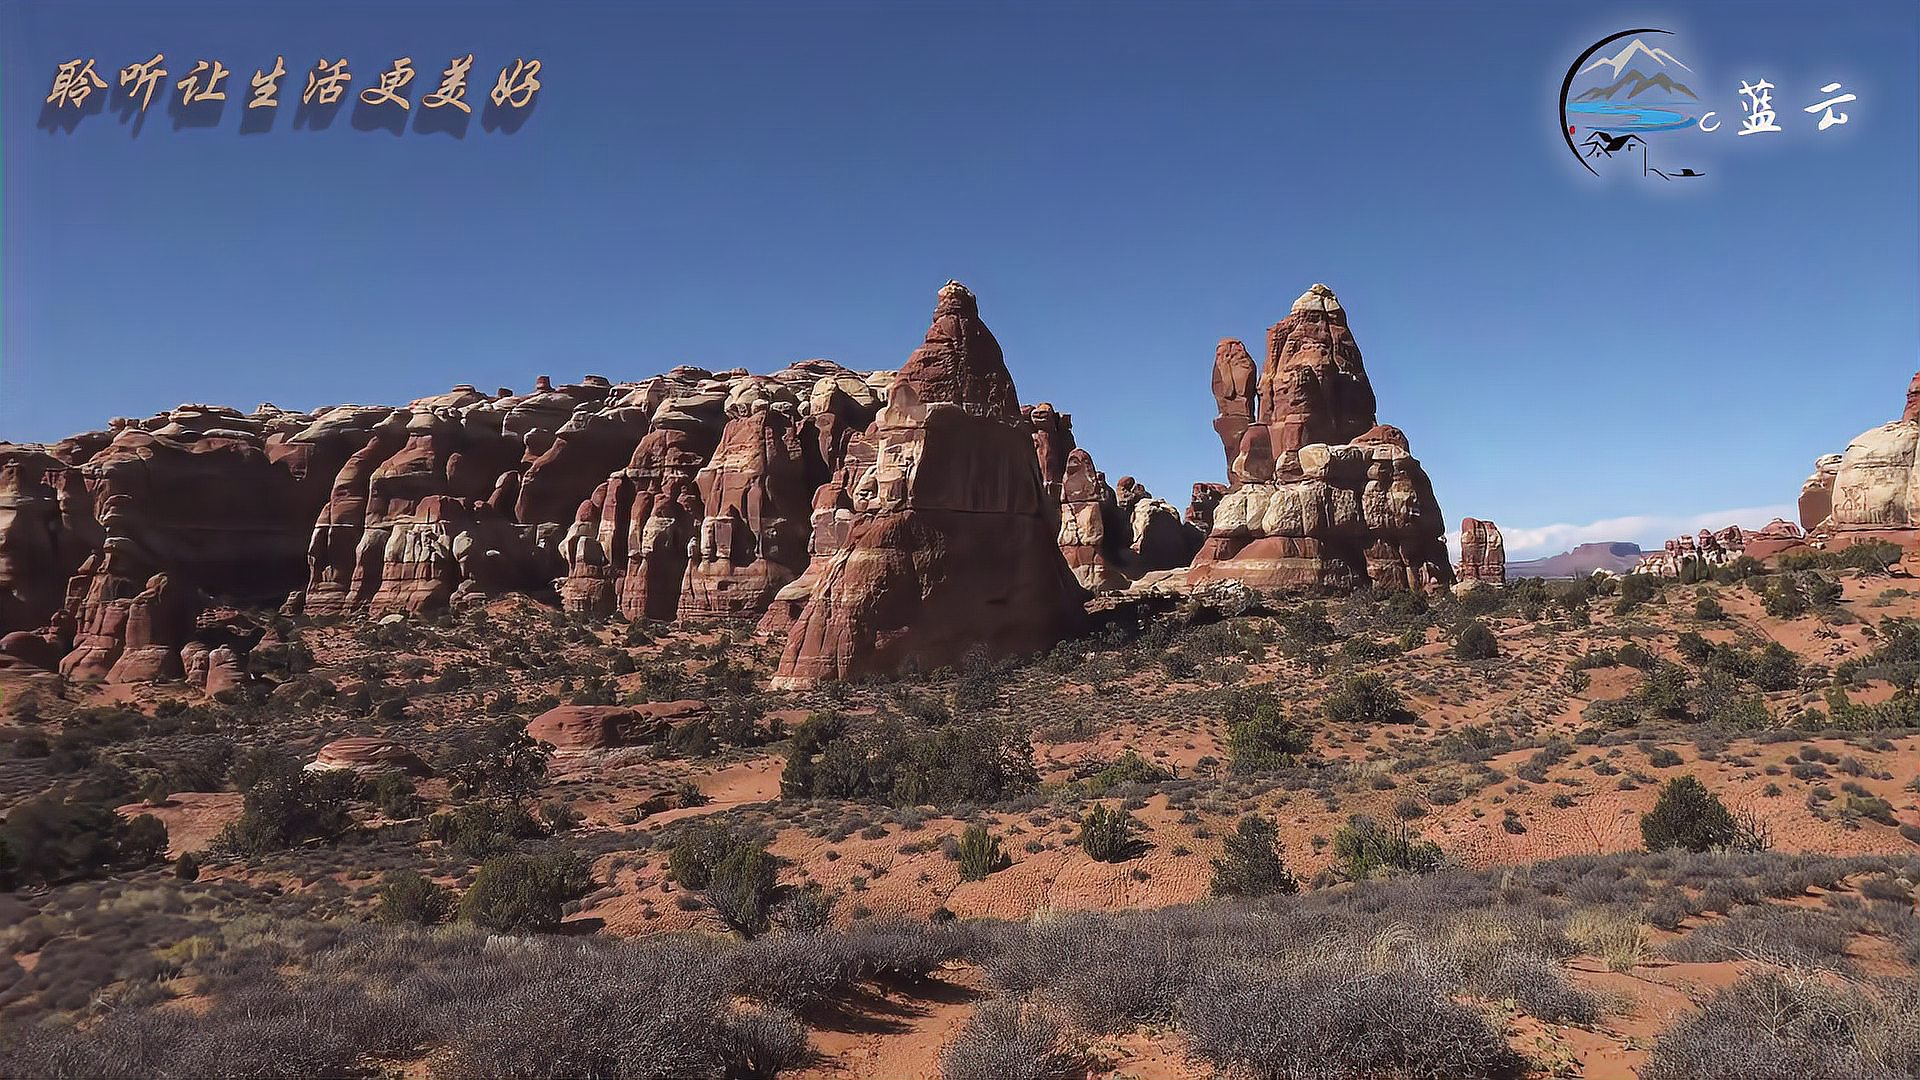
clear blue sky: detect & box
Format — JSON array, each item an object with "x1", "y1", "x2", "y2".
[{"x1": 4, "y1": 1, "x2": 1916, "y2": 557}]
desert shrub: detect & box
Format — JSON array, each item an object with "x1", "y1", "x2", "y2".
[
  {"x1": 1, "y1": 793, "x2": 167, "y2": 886},
  {"x1": 458, "y1": 850, "x2": 592, "y2": 932},
  {"x1": 426, "y1": 801, "x2": 543, "y2": 861},
  {"x1": 707, "y1": 841, "x2": 780, "y2": 937},
  {"x1": 1332, "y1": 815, "x2": 1443, "y2": 880},
  {"x1": 716, "y1": 1005, "x2": 810, "y2": 1080},
  {"x1": 173, "y1": 851, "x2": 201, "y2": 881},
  {"x1": 1082, "y1": 750, "x2": 1169, "y2": 794},
  {"x1": 941, "y1": 1000, "x2": 1078, "y2": 1080},
  {"x1": 1226, "y1": 699, "x2": 1312, "y2": 774},
  {"x1": 1695, "y1": 595, "x2": 1727, "y2": 621},
  {"x1": 1663, "y1": 907, "x2": 1855, "y2": 970},
  {"x1": 1645, "y1": 971, "x2": 1920, "y2": 1080},
  {"x1": 1475, "y1": 953, "x2": 1601, "y2": 1025},
  {"x1": 216, "y1": 768, "x2": 360, "y2": 856},
  {"x1": 1452, "y1": 619, "x2": 1498, "y2": 661},
  {"x1": 956, "y1": 824, "x2": 1008, "y2": 881},
  {"x1": 1615, "y1": 575, "x2": 1662, "y2": 615},
  {"x1": 367, "y1": 772, "x2": 422, "y2": 819},
  {"x1": 376, "y1": 870, "x2": 455, "y2": 925},
  {"x1": 1763, "y1": 576, "x2": 1811, "y2": 618},
  {"x1": 669, "y1": 821, "x2": 747, "y2": 890},
  {"x1": 1210, "y1": 814, "x2": 1298, "y2": 898},
  {"x1": 1078, "y1": 804, "x2": 1140, "y2": 863},
  {"x1": 670, "y1": 823, "x2": 780, "y2": 935},
  {"x1": 1752, "y1": 642, "x2": 1802, "y2": 691},
  {"x1": 1323, "y1": 673, "x2": 1412, "y2": 726},
  {"x1": 782, "y1": 713, "x2": 1037, "y2": 807},
  {"x1": 446, "y1": 722, "x2": 553, "y2": 805},
  {"x1": 1567, "y1": 907, "x2": 1648, "y2": 973},
  {"x1": 1641, "y1": 775, "x2": 1737, "y2": 853},
  {"x1": 1181, "y1": 964, "x2": 1523, "y2": 1080}
]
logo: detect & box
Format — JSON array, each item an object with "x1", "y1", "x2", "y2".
[
  {"x1": 1560, "y1": 29, "x2": 1704, "y2": 180},
  {"x1": 1560, "y1": 27, "x2": 1860, "y2": 184}
]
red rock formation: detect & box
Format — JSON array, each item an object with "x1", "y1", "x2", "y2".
[
  {"x1": 680, "y1": 386, "x2": 816, "y2": 620},
  {"x1": 1212, "y1": 340, "x2": 1258, "y2": 484},
  {"x1": 1186, "y1": 483, "x2": 1227, "y2": 534},
  {"x1": 1058, "y1": 448, "x2": 1125, "y2": 593},
  {"x1": 1801, "y1": 369, "x2": 1920, "y2": 552},
  {"x1": 1025, "y1": 402, "x2": 1076, "y2": 500},
  {"x1": 0, "y1": 448, "x2": 96, "y2": 635},
  {"x1": 1455, "y1": 517, "x2": 1506, "y2": 585},
  {"x1": 1745, "y1": 518, "x2": 1807, "y2": 560},
  {"x1": 309, "y1": 736, "x2": 430, "y2": 776},
  {"x1": 1800, "y1": 454, "x2": 1841, "y2": 532},
  {"x1": 771, "y1": 282, "x2": 1085, "y2": 687},
  {"x1": 1189, "y1": 285, "x2": 1451, "y2": 595},
  {"x1": 525, "y1": 700, "x2": 705, "y2": 753}
]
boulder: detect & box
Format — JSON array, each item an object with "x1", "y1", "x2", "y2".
[
  {"x1": 525, "y1": 700, "x2": 706, "y2": 753},
  {"x1": 308, "y1": 736, "x2": 430, "y2": 776}
]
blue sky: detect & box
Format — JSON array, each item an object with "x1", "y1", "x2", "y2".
[{"x1": 4, "y1": 1, "x2": 1916, "y2": 558}]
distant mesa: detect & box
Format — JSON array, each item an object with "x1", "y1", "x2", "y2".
[{"x1": 1504, "y1": 541, "x2": 1642, "y2": 580}]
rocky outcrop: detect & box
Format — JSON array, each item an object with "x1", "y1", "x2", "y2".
[
  {"x1": 770, "y1": 282, "x2": 1086, "y2": 688},
  {"x1": 1455, "y1": 518, "x2": 1506, "y2": 586},
  {"x1": 1633, "y1": 526, "x2": 1748, "y2": 579},
  {"x1": 1800, "y1": 454, "x2": 1842, "y2": 532},
  {"x1": 1792, "y1": 368, "x2": 1920, "y2": 553},
  {"x1": 1211, "y1": 340, "x2": 1258, "y2": 482},
  {"x1": 1058, "y1": 448, "x2": 1127, "y2": 593},
  {"x1": 1745, "y1": 518, "x2": 1807, "y2": 560},
  {"x1": 525, "y1": 700, "x2": 706, "y2": 754},
  {"x1": 1187, "y1": 285, "x2": 1452, "y2": 595},
  {"x1": 308, "y1": 737, "x2": 430, "y2": 776},
  {"x1": 679, "y1": 384, "x2": 815, "y2": 620},
  {"x1": 0, "y1": 447, "x2": 96, "y2": 636}
]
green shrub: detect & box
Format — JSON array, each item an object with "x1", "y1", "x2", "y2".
[
  {"x1": 1083, "y1": 751, "x2": 1169, "y2": 794},
  {"x1": 1452, "y1": 619, "x2": 1498, "y2": 661},
  {"x1": 1226, "y1": 699, "x2": 1311, "y2": 774},
  {"x1": 1763, "y1": 576, "x2": 1809, "y2": 618},
  {"x1": 458, "y1": 851, "x2": 592, "y2": 932},
  {"x1": 1693, "y1": 595, "x2": 1726, "y2": 621},
  {"x1": 217, "y1": 768, "x2": 360, "y2": 856},
  {"x1": 377, "y1": 870, "x2": 455, "y2": 925},
  {"x1": 707, "y1": 841, "x2": 779, "y2": 937},
  {"x1": 426, "y1": 801, "x2": 542, "y2": 861},
  {"x1": 669, "y1": 821, "x2": 743, "y2": 890},
  {"x1": 173, "y1": 852, "x2": 201, "y2": 881},
  {"x1": 1210, "y1": 815, "x2": 1298, "y2": 898},
  {"x1": 956, "y1": 824, "x2": 1008, "y2": 881},
  {"x1": 1331, "y1": 815, "x2": 1442, "y2": 880},
  {"x1": 1641, "y1": 775, "x2": 1737, "y2": 852},
  {"x1": 1323, "y1": 673, "x2": 1411, "y2": 725},
  {"x1": 1078, "y1": 804, "x2": 1139, "y2": 863},
  {"x1": 1, "y1": 793, "x2": 167, "y2": 885},
  {"x1": 781, "y1": 713, "x2": 1037, "y2": 807}
]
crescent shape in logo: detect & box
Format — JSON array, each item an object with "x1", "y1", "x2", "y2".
[{"x1": 1562, "y1": 27, "x2": 1671, "y2": 175}]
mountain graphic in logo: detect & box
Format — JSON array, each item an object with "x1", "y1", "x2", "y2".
[
  {"x1": 1575, "y1": 69, "x2": 1697, "y2": 102},
  {"x1": 1578, "y1": 37, "x2": 1692, "y2": 80}
]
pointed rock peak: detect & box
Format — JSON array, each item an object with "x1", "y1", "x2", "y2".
[
  {"x1": 899, "y1": 280, "x2": 1020, "y2": 419},
  {"x1": 1903, "y1": 369, "x2": 1920, "y2": 423},
  {"x1": 935, "y1": 280, "x2": 977, "y2": 316},
  {"x1": 1291, "y1": 282, "x2": 1343, "y2": 316}
]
